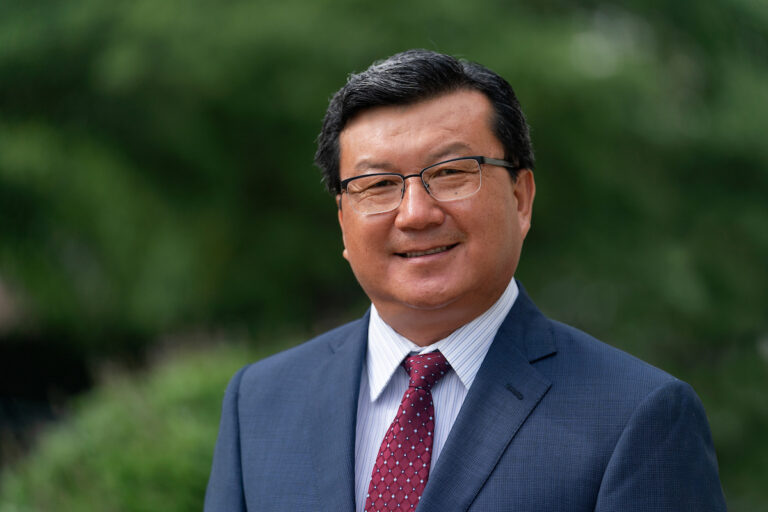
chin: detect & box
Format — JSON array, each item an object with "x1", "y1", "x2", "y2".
[
  {"x1": 360, "y1": 274, "x2": 471, "y2": 313},
  {"x1": 400, "y1": 297, "x2": 458, "y2": 311},
  {"x1": 394, "y1": 286, "x2": 466, "y2": 311}
]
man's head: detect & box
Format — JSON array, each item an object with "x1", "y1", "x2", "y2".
[
  {"x1": 318, "y1": 50, "x2": 536, "y2": 344},
  {"x1": 315, "y1": 49, "x2": 534, "y2": 194}
]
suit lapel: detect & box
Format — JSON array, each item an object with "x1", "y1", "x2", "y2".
[
  {"x1": 307, "y1": 313, "x2": 369, "y2": 512},
  {"x1": 418, "y1": 287, "x2": 556, "y2": 512}
]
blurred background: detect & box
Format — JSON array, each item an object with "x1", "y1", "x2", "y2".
[{"x1": 0, "y1": 0, "x2": 766, "y2": 509}]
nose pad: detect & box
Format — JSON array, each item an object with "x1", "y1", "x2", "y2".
[
  {"x1": 401, "y1": 175, "x2": 433, "y2": 205},
  {"x1": 395, "y1": 176, "x2": 444, "y2": 228}
]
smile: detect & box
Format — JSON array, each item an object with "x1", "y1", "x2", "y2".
[{"x1": 397, "y1": 244, "x2": 458, "y2": 258}]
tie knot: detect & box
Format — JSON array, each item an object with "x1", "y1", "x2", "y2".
[{"x1": 402, "y1": 351, "x2": 450, "y2": 390}]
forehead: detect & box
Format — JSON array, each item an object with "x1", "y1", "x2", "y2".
[{"x1": 338, "y1": 89, "x2": 501, "y2": 177}]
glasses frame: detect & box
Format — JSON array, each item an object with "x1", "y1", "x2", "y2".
[{"x1": 339, "y1": 156, "x2": 521, "y2": 215}]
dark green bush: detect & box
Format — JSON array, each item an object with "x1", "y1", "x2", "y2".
[{"x1": 0, "y1": 341, "x2": 293, "y2": 512}]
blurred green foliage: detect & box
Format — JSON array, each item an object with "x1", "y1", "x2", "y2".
[
  {"x1": 0, "y1": 0, "x2": 767, "y2": 509},
  {"x1": 0, "y1": 342, "x2": 286, "y2": 512},
  {"x1": 1, "y1": 0, "x2": 767, "y2": 352}
]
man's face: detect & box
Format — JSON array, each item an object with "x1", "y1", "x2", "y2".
[{"x1": 337, "y1": 89, "x2": 535, "y2": 341}]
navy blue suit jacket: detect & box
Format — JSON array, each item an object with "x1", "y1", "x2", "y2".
[{"x1": 205, "y1": 286, "x2": 726, "y2": 511}]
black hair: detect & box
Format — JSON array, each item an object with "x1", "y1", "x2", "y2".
[{"x1": 314, "y1": 49, "x2": 534, "y2": 194}]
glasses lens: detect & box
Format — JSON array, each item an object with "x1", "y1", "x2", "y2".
[
  {"x1": 423, "y1": 159, "x2": 482, "y2": 201},
  {"x1": 345, "y1": 174, "x2": 405, "y2": 214}
]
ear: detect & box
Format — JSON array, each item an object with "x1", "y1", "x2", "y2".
[
  {"x1": 336, "y1": 194, "x2": 350, "y2": 261},
  {"x1": 513, "y1": 169, "x2": 535, "y2": 238}
]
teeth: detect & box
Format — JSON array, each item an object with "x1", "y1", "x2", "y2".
[{"x1": 404, "y1": 246, "x2": 450, "y2": 258}]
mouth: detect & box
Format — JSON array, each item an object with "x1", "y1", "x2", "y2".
[{"x1": 396, "y1": 243, "x2": 459, "y2": 258}]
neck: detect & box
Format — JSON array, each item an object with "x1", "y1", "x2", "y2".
[{"x1": 374, "y1": 291, "x2": 505, "y2": 346}]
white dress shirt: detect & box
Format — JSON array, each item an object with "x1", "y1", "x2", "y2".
[{"x1": 354, "y1": 278, "x2": 519, "y2": 511}]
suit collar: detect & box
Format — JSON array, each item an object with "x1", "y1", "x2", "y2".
[
  {"x1": 307, "y1": 312, "x2": 369, "y2": 512},
  {"x1": 503, "y1": 280, "x2": 557, "y2": 363},
  {"x1": 418, "y1": 284, "x2": 556, "y2": 511}
]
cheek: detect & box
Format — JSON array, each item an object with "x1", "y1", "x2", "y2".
[
  {"x1": 342, "y1": 218, "x2": 388, "y2": 259},
  {"x1": 471, "y1": 191, "x2": 520, "y2": 253},
  {"x1": 471, "y1": 190, "x2": 515, "y2": 229}
]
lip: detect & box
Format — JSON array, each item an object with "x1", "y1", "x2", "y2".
[{"x1": 395, "y1": 243, "x2": 459, "y2": 258}]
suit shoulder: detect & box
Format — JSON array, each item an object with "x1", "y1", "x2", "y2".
[
  {"x1": 537, "y1": 319, "x2": 712, "y2": 449},
  {"x1": 233, "y1": 315, "x2": 367, "y2": 391},
  {"x1": 545, "y1": 319, "x2": 678, "y2": 393}
]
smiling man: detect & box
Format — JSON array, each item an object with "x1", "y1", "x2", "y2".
[
  {"x1": 336, "y1": 88, "x2": 532, "y2": 345},
  {"x1": 205, "y1": 50, "x2": 726, "y2": 511}
]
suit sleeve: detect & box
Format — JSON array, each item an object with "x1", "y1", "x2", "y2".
[
  {"x1": 204, "y1": 366, "x2": 249, "y2": 512},
  {"x1": 595, "y1": 379, "x2": 727, "y2": 511}
]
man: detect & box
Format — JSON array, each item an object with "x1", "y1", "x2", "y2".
[{"x1": 205, "y1": 49, "x2": 726, "y2": 511}]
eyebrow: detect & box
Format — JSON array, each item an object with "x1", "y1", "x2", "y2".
[
  {"x1": 353, "y1": 159, "x2": 398, "y2": 173},
  {"x1": 424, "y1": 142, "x2": 474, "y2": 162},
  {"x1": 352, "y1": 142, "x2": 476, "y2": 174}
]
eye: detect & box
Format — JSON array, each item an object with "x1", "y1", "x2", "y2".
[
  {"x1": 347, "y1": 175, "x2": 402, "y2": 194},
  {"x1": 369, "y1": 178, "x2": 400, "y2": 188},
  {"x1": 433, "y1": 167, "x2": 467, "y2": 177},
  {"x1": 426, "y1": 159, "x2": 479, "y2": 181}
]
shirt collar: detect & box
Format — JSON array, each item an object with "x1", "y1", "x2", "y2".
[{"x1": 366, "y1": 278, "x2": 519, "y2": 402}]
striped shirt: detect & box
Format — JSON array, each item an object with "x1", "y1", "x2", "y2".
[{"x1": 354, "y1": 278, "x2": 519, "y2": 511}]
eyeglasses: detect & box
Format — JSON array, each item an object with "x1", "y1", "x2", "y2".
[{"x1": 339, "y1": 156, "x2": 520, "y2": 215}]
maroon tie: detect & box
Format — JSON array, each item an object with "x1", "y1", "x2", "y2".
[{"x1": 364, "y1": 351, "x2": 451, "y2": 511}]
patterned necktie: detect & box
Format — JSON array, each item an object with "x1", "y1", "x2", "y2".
[{"x1": 364, "y1": 351, "x2": 451, "y2": 511}]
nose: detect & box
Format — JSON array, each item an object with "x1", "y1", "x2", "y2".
[{"x1": 394, "y1": 175, "x2": 445, "y2": 230}]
